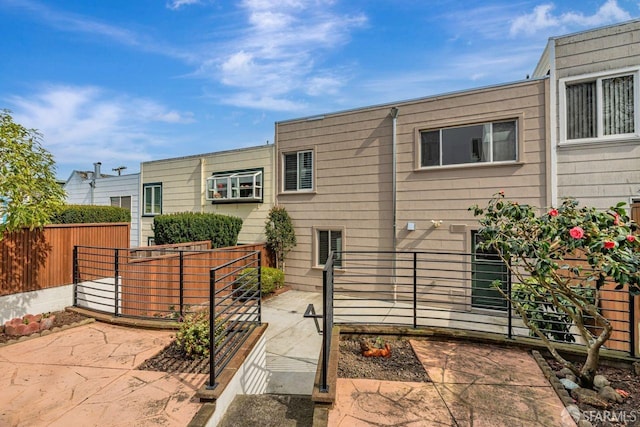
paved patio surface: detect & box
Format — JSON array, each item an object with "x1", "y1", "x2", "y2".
[
  {"x1": 328, "y1": 339, "x2": 575, "y2": 427},
  {"x1": 0, "y1": 322, "x2": 206, "y2": 427}
]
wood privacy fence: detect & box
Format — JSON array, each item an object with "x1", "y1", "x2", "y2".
[
  {"x1": 74, "y1": 242, "x2": 273, "y2": 318},
  {"x1": 0, "y1": 223, "x2": 130, "y2": 297}
]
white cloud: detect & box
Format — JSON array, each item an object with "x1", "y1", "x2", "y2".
[
  {"x1": 6, "y1": 85, "x2": 195, "y2": 171},
  {"x1": 166, "y1": 0, "x2": 201, "y2": 10},
  {"x1": 510, "y1": 0, "x2": 632, "y2": 36},
  {"x1": 205, "y1": 0, "x2": 366, "y2": 110}
]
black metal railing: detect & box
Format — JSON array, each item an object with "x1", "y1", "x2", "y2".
[
  {"x1": 207, "y1": 250, "x2": 262, "y2": 389},
  {"x1": 316, "y1": 249, "x2": 636, "y2": 392}
]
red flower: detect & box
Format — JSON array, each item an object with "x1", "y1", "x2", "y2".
[
  {"x1": 627, "y1": 235, "x2": 637, "y2": 243},
  {"x1": 498, "y1": 190, "x2": 504, "y2": 196},
  {"x1": 548, "y1": 209, "x2": 558, "y2": 217},
  {"x1": 612, "y1": 213, "x2": 620, "y2": 225},
  {"x1": 569, "y1": 226, "x2": 584, "y2": 239},
  {"x1": 603, "y1": 240, "x2": 616, "y2": 249}
]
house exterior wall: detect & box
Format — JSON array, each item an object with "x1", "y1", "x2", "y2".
[
  {"x1": 139, "y1": 145, "x2": 275, "y2": 246},
  {"x1": 276, "y1": 79, "x2": 548, "y2": 291},
  {"x1": 63, "y1": 172, "x2": 140, "y2": 247},
  {"x1": 553, "y1": 20, "x2": 640, "y2": 210}
]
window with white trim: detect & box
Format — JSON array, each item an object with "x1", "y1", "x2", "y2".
[
  {"x1": 283, "y1": 150, "x2": 313, "y2": 191},
  {"x1": 420, "y1": 120, "x2": 517, "y2": 167},
  {"x1": 143, "y1": 183, "x2": 162, "y2": 216},
  {"x1": 206, "y1": 169, "x2": 263, "y2": 203},
  {"x1": 317, "y1": 229, "x2": 342, "y2": 268},
  {"x1": 110, "y1": 195, "x2": 131, "y2": 211},
  {"x1": 561, "y1": 70, "x2": 638, "y2": 142}
]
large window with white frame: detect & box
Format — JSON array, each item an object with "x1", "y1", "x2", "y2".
[
  {"x1": 420, "y1": 120, "x2": 517, "y2": 167},
  {"x1": 283, "y1": 150, "x2": 313, "y2": 191},
  {"x1": 143, "y1": 183, "x2": 162, "y2": 216},
  {"x1": 561, "y1": 69, "x2": 639, "y2": 143},
  {"x1": 206, "y1": 168, "x2": 263, "y2": 203},
  {"x1": 317, "y1": 229, "x2": 343, "y2": 268}
]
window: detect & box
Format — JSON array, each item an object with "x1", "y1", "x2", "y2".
[
  {"x1": 110, "y1": 196, "x2": 131, "y2": 211},
  {"x1": 562, "y1": 70, "x2": 638, "y2": 142},
  {"x1": 206, "y1": 169, "x2": 263, "y2": 203},
  {"x1": 143, "y1": 183, "x2": 162, "y2": 215},
  {"x1": 420, "y1": 120, "x2": 517, "y2": 167},
  {"x1": 283, "y1": 151, "x2": 313, "y2": 191},
  {"x1": 317, "y1": 229, "x2": 342, "y2": 267}
]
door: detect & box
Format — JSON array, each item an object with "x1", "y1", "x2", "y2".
[{"x1": 471, "y1": 231, "x2": 508, "y2": 310}]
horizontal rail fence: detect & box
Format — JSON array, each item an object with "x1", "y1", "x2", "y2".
[
  {"x1": 208, "y1": 250, "x2": 262, "y2": 389},
  {"x1": 73, "y1": 242, "x2": 270, "y2": 320},
  {"x1": 329, "y1": 250, "x2": 636, "y2": 354}
]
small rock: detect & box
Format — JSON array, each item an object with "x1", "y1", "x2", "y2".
[
  {"x1": 571, "y1": 388, "x2": 610, "y2": 409},
  {"x1": 563, "y1": 404, "x2": 582, "y2": 423},
  {"x1": 558, "y1": 368, "x2": 574, "y2": 378},
  {"x1": 593, "y1": 374, "x2": 610, "y2": 390},
  {"x1": 560, "y1": 378, "x2": 580, "y2": 390},
  {"x1": 633, "y1": 361, "x2": 640, "y2": 377},
  {"x1": 578, "y1": 420, "x2": 593, "y2": 427},
  {"x1": 598, "y1": 386, "x2": 624, "y2": 403},
  {"x1": 565, "y1": 374, "x2": 577, "y2": 383}
]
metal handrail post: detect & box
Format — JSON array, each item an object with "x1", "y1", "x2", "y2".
[
  {"x1": 207, "y1": 268, "x2": 217, "y2": 390},
  {"x1": 507, "y1": 268, "x2": 513, "y2": 339},
  {"x1": 413, "y1": 252, "x2": 417, "y2": 328},
  {"x1": 257, "y1": 250, "x2": 262, "y2": 324},
  {"x1": 114, "y1": 248, "x2": 120, "y2": 317},
  {"x1": 73, "y1": 246, "x2": 78, "y2": 307},
  {"x1": 179, "y1": 251, "x2": 184, "y2": 316}
]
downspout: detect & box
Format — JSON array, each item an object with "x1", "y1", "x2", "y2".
[
  {"x1": 200, "y1": 157, "x2": 206, "y2": 213},
  {"x1": 390, "y1": 107, "x2": 399, "y2": 299},
  {"x1": 90, "y1": 162, "x2": 101, "y2": 205},
  {"x1": 549, "y1": 40, "x2": 558, "y2": 207}
]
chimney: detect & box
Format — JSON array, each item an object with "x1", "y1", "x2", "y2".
[{"x1": 93, "y1": 162, "x2": 102, "y2": 179}]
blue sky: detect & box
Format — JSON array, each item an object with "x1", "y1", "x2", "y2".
[{"x1": 1, "y1": 0, "x2": 638, "y2": 179}]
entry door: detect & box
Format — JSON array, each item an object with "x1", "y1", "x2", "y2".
[{"x1": 471, "y1": 231, "x2": 508, "y2": 310}]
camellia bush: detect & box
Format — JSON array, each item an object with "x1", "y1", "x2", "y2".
[{"x1": 471, "y1": 193, "x2": 639, "y2": 389}]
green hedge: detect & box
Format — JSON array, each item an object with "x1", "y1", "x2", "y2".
[
  {"x1": 50, "y1": 204, "x2": 130, "y2": 224},
  {"x1": 153, "y1": 212, "x2": 242, "y2": 248},
  {"x1": 237, "y1": 267, "x2": 284, "y2": 296}
]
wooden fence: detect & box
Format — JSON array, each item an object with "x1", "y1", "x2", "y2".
[
  {"x1": 0, "y1": 223, "x2": 130, "y2": 297},
  {"x1": 74, "y1": 242, "x2": 273, "y2": 317}
]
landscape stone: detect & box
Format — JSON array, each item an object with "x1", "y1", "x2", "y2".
[
  {"x1": 558, "y1": 367, "x2": 574, "y2": 378},
  {"x1": 578, "y1": 420, "x2": 594, "y2": 427},
  {"x1": 564, "y1": 404, "x2": 582, "y2": 422},
  {"x1": 565, "y1": 373, "x2": 577, "y2": 383},
  {"x1": 560, "y1": 378, "x2": 580, "y2": 390},
  {"x1": 598, "y1": 386, "x2": 623, "y2": 403},
  {"x1": 571, "y1": 388, "x2": 610, "y2": 409},
  {"x1": 633, "y1": 361, "x2": 640, "y2": 376},
  {"x1": 593, "y1": 374, "x2": 610, "y2": 390}
]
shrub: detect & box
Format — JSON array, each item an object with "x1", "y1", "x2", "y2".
[
  {"x1": 50, "y1": 204, "x2": 130, "y2": 224},
  {"x1": 153, "y1": 212, "x2": 242, "y2": 248},
  {"x1": 175, "y1": 310, "x2": 226, "y2": 358},
  {"x1": 265, "y1": 206, "x2": 296, "y2": 271},
  {"x1": 236, "y1": 267, "x2": 284, "y2": 296}
]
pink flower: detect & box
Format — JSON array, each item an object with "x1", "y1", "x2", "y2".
[
  {"x1": 603, "y1": 240, "x2": 616, "y2": 249},
  {"x1": 569, "y1": 226, "x2": 585, "y2": 239},
  {"x1": 548, "y1": 209, "x2": 558, "y2": 217},
  {"x1": 498, "y1": 190, "x2": 504, "y2": 196},
  {"x1": 612, "y1": 213, "x2": 620, "y2": 225},
  {"x1": 627, "y1": 235, "x2": 637, "y2": 243}
]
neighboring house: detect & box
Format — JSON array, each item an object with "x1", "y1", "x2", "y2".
[
  {"x1": 63, "y1": 162, "x2": 140, "y2": 247},
  {"x1": 533, "y1": 19, "x2": 640, "y2": 213},
  {"x1": 275, "y1": 78, "x2": 549, "y2": 292},
  {"x1": 139, "y1": 145, "x2": 275, "y2": 246}
]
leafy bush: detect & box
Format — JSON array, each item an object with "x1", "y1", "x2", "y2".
[
  {"x1": 512, "y1": 278, "x2": 595, "y2": 342},
  {"x1": 265, "y1": 206, "x2": 296, "y2": 271},
  {"x1": 175, "y1": 310, "x2": 226, "y2": 358},
  {"x1": 153, "y1": 212, "x2": 242, "y2": 248},
  {"x1": 50, "y1": 204, "x2": 130, "y2": 224},
  {"x1": 236, "y1": 266, "x2": 284, "y2": 297}
]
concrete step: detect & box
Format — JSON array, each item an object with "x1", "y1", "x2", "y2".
[{"x1": 217, "y1": 394, "x2": 314, "y2": 427}]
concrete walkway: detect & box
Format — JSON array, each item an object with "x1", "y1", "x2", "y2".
[
  {"x1": 0, "y1": 322, "x2": 206, "y2": 427},
  {"x1": 328, "y1": 339, "x2": 574, "y2": 426},
  {"x1": 262, "y1": 290, "x2": 323, "y2": 395}
]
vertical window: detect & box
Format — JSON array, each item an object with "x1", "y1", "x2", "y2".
[
  {"x1": 420, "y1": 120, "x2": 517, "y2": 167},
  {"x1": 143, "y1": 183, "x2": 162, "y2": 215},
  {"x1": 563, "y1": 71, "x2": 637, "y2": 141},
  {"x1": 110, "y1": 196, "x2": 132, "y2": 211},
  {"x1": 284, "y1": 151, "x2": 313, "y2": 191},
  {"x1": 318, "y1": 229, "x2": 342, "y2": 267}
]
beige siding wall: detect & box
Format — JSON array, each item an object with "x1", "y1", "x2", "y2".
[
  {"x1": 277, "y1": 79, "x2": 548, "y2": 291},
  {"x1": 554, "y1": 21, "x2": 640, "y2": 209},
  {"x1": 140, "y1": 145, "x2": 275, "y2": 245}
]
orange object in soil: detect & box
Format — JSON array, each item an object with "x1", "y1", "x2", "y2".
[{"x1": 362, "y1": 343, "x2": 392, "y2": 358}]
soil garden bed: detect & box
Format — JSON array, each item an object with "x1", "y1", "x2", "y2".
[{"x1": 0, "y1": 310, "x2": 90, "y2": 345}]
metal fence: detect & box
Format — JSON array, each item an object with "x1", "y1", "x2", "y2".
[{"x1": 317, "y1": 250, "x2": 638, "y2": 392}]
